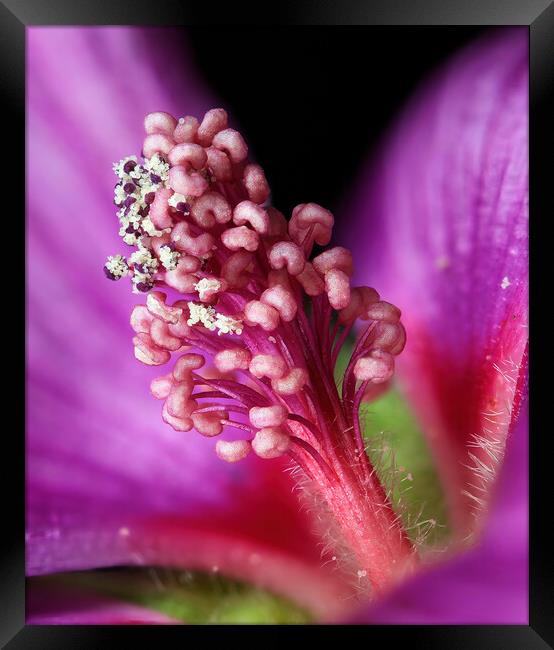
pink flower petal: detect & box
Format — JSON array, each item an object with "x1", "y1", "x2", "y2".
[
  {"x1": 343, "y1": 28, "x2": 528, "y2": 533},
  {"x1": 351, "y1": 397, "x2": 527, "y2": 624}
]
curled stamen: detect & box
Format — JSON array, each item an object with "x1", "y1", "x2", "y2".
[{"x1": 107, "y1": 107, "x2": 414, "y2": 593}]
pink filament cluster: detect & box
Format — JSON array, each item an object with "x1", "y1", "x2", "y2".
[{"x1": 107, "y1": 109, "x2": 406, "y2": 466}]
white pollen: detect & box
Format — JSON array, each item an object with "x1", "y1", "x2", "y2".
[
  {"x1": 194, "y1": 277, "x2": 222, "y2": 301},
  {"x1": 141, "y1": 216, "x2": 166, "y2": 237},
  {"x1": 187, "y1": 302, "x2": 217, "y2": 331},
  {"x1": 168, "y1": 192, "x2": 189, "y2": 209},
  {"x1": 501, "y1": 276, "x2": 511, "y2": 290},
  {"x1": 187, "y1": 301, "x2": 243, "y2": 336},
  {"x1": 214, "y1": 313, "x2": 243, "y2": 336},
  {"x1": 105, "y1": 254, "x2": 129, "y2": 280},
  {"x1": 159, "y1": 245, "x2": 180, "y2": 271}
]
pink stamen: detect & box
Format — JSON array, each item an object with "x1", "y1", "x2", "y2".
[
  {"x1": 249, "y1": 405, "x2": 287, "y2": 428},
  {"x1": 173, "y1": 115, "x2": 199, "y2": 144},
  {"x1": 106, "y1": 108, "x2": 416, "y2": 595},
  {"x1": 215, "y1": 439, "x2": 251, "y2": 463},
  {"x1": 251, "y1": 426, "x2": 290, "y2": 459}
]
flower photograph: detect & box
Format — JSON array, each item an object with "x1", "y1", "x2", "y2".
[{"x1": 26, "y1": 26, "x2": 528, "y2": 624}]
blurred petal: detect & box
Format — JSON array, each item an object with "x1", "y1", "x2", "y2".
[
  {"x1": 351, "y1": 397, "x2": 528, "y2": 624},
  {"x1": 28, "y1": 568, "x2": 313, "y2": 624},
  {"x1": 26, "y1": 27, "x2": 351, "y2": 618},
  {"x1": 27, "y1": 580, "x2": 182, "y2": 624},
  {"x1": 343, "y1": 28, "x2": 528, "y2": 533}
]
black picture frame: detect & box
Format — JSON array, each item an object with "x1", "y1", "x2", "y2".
[{"x1": 6, "y1": 0, "x2": 551, "y2": 646}]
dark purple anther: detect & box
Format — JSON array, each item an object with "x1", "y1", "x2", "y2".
[
  {"x1": 150, "y1": 173, "x2": 162, "y2": 184},
  {"x1": 176, "y1": 202, "x2": 191, "y2": 214},
  {"x1": 103, "y1": 266, "x2": 117, "y2": 280},
  {"x1": 144, "y1": 192, "x2": 156, "y2": 205},
  {"x1": 124, "y1": 196, "x2": 136, "y2": 208},
  {"x1": 125, "y1": 224, "x2": 136, "y2": 234},
  {"x1": 136, "y1": 281, "x2": 153, "y2": 293},
  {"x1": 164, "y1": 242, "x2": 176, "y2": 252},
  {"x1": 123, "y1": 182, "x2": 136, "y2": 194},
  {"x1": 138, "y1": 206, "x2": 150, "y2": 217},
  {"x1": 123, "y1": 160, "x2": 137, "y2": 174}
]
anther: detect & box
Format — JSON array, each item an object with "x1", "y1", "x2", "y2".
[
  {"x1": 324, "y1": 268, "x2": 351, "y2": 310},
  {"x1": 338, "y1": 287, "x2": 380, "y2": 324},
  {"x1": 192, "y1": 411, "x2": 228, "y2": 437},
  {"x1": 243, "y1": 164, "x2": 270, "y2": 204},
  {"x1": 149, "y1": 188, "x2": 174, "y2": 230},
  {"x1": 168, "y1": 143, "x2": 207, "y2": 170},
  {"x1": 146, "y1": 292, "x2": 183, "y2": 324},
  {"x1": 162, "y1": 401, "x2": 194, "y2": 432},
  {"x1": 173, "y1": 115, "x2": 199, "y2": 144},
  {"x1": 244, "y1": 301, "x2": 280, "y2": 331},
  {"x1": 150, "y1": 318, "x2": 182, "y2": 351},
  {"x1": 289, "y1": 203, "x2": 334, "y2": 248},
  {"x1": 249, "y1": 354, "x2": 287, "y2": 380},
  {"x1": 166, "y1": 383, "x2": 195, "y2": 417},
  {"x1": 133, "y1": 333, "x2": 171, "y2": 366},
  {"x1": 354, "y1": 349, "x2": 395, "y2": 384},
  {"x1": 215, "y1": 439, "x2": 251, "y2": 463},
  {"x1": 144, "y1": 112, "x2": 178, "y2": 136},
  {"x1": 268, "y1": 241, "x2": 306, "y2": 276},
  {"x1": 130, "y1": 305, "x2": 154, "y2": 333},
  {"x1": 150, "y1": 374, "x2": 174, "y2": 400},
  {"x1": 233, "y1": 201, "x2": 270, "y2": 235},
  {"x1": 260, "y1": 285, "x2": 297, "y2": 322},
  {"x1": 191, "y1": 192, "x2": 232, "y2": 228},
  {"x1": 205, "y1": 147, "x2": 233, "y2": 182},
  {"x1": 271, "y1": 367, "x2": 308, "y2": 395},
  {"x1": 366, "y1": 300, "x2": 402, "y2": 323},
  {"x1": 221, "y1": 226, "x2": 260, "y2": 252},
  {"x1": 371, "y1": 322, "x2": 407, "y2": 356},
  {"x1": 251, "y1": 427, "x2": 290, "y2": 459},
  {"x1": 214, "y1": 348, "x2": 251, "y2": 373},
  {"x1": 313, "y1": 247, "x2": 354, "y2": 277},
  {"x1": 249, "y1": 405, "x2": 287, "y2": 428},
  {"x1": 171, "y1": 222, "x2": 215, "y2": 256},
  {"x1": 197, "y1": 108, "x2": 228, "y2": 147},
  {"x1": 173, "y1": 353, "x2": 205, "y2": 381},
  {"x1": 212, "y1": 128, "x2": 248, "y2": 163},
  {"x1": 168, "y1": 164, "x2": 208, "y2": 198},
  {"x1": 143, "y1": 133, "x2": 174, "y2": 159}
]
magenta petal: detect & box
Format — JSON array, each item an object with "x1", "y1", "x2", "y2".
[
  {"x1": 351, "y1": 397, "x2": 528, "y2": 624},
  {"x1": 27, "y1": 27, "x2": 349, "y2": 618},
  {"x1": 343, "y1": 28, "x2": 528, "y2": 533}
]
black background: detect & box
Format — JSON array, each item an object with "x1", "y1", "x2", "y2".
[{"x1": 184, "y1": 27, "x2": 485, "y2": 217}]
